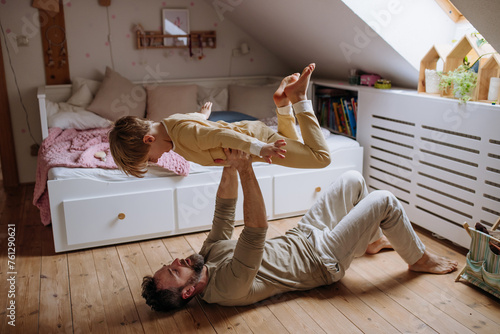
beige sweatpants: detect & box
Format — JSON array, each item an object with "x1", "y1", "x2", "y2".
[{"x1": 252, "y1": 102, "x2": 331, "y2": 169}]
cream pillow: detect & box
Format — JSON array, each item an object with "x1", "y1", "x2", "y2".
[
  {"x1": 197, "y1": 85, "x2": 228, "y2": 111},
  {"x1": 228, "y1": 83, "x2": 279, "y2": 119},
  {"x1": 71, "y1": 77, "x2": 101, "y2": 96},
  {"x1": 87, "y1": 67, "x2": 146, "y2": 121},
  {"x1": 67, "y1": 84, "x2": 94, "y2": 108},
  {"x1": 145, "y1": 84, "x2": 198, "y2": 121},
  {"x1": 46, "y1": 100, "x2": 112, "y2": 130}
]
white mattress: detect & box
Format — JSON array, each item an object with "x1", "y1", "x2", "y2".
[{"x1": 48, "y1": 133, "x2": 359, "y2": 182}]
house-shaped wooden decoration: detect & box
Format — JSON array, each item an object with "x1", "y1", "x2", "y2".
[
  {"x1": 442, "y1": 34, "x2": 496, "y2": 98},
  {"x1": 476, "y1": 54, "x2": 500, "y2": 101},
  {"x1": 444, "y1": 34, "x2": 495, "y2": 72},
  {"x1": 418, "y1": 44, "x2": 451, "y2": 93}
]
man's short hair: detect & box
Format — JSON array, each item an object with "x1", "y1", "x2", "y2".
[
  {"x1": 141, "y1": 276, "x2": 192, "y2": 312},
  {"x1": 109, "y1": 116, "x2": 152, "y2": 178}
]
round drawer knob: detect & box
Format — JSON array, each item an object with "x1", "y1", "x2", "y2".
[
  {"x1": 118, "y1": 213, "x2": 126, "y2": 220},
  {"x1": 315, "y1": 187, "x2": 321, "y2": 192}
]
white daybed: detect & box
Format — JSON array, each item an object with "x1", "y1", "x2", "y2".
[{"x1": 36, "y1": 75, "x2": 363, "y2": 252}]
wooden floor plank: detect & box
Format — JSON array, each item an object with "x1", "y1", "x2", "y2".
[
  {"x1": 10, "y1": 221, "x2": 42, "y2": 333},
  {"x1": 0, "y1": 186, "x2": 25, "y2": 226},
  {"x1": 316, "y1": 282, "x2": 400, "y2": 334},
  {"x1": 196, "y1": 299, "x2": 254, "y2": 334},
  {"x1": 67, "y1": 250, "x2": 109, "y2": 334},
  {"x1": 344, "y1": 265, "x2": 437, "y2": 333},
  {"x1": 0, "y1": 184, "x2": 38, "y2": 334},
  {"x1": 13, "y1": 185, "x2": 43, "y2": 333},
  {"x1": 118, "y1": 242, "x2": 187, "y2": 333},
  {"x1": 415, "y1": 229, "x2": 500, "y2": 327},
  {"x1": 92, "y1": 246, "x2": 143, "y2": 333},
  {"x1": 184, "y1": 231, "x2": 208, "y2": 253},
  {"x1": 0, "y1": 238, "x2": 14, "y2": 334},
  {"x1": 354, "y1": 254, "x2": 474, "y2": 333},
  {"x1": 258, "y1": 292, "x2": 327, "y2": 334},
  {"x1": 140, "y1": 238, "x2": 174, "y2": 269},
  {"x1": 287, "y1": 288, "x2": 363, "y2": 333},
  {"x1": 234, "y1": 302, "x2": 291, "y2": 334},
  {"x1": 38, "y1": 227, "x2": 73, "y2": 333},
  {"x1": 383, "y1": 250, "x2": 500, "y2": 334}
]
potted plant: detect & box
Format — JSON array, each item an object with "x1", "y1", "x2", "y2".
[
  {"x1": 439, "y1": 52, "x2": 497, "y2": 103},
  {"x1": 439, "y1": 56, "x2": 479, "y2": 103}
]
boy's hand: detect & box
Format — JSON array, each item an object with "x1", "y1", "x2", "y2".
[
  {"x1": 198, "y1": 101, "x2": 212, "y2": 119},
  {"x1": 260, "y1": 139, "x2": 287, "y2": 164}
]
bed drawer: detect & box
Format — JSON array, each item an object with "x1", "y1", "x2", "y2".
[
  {"x1": 63, "y1": 189, "x2": 175, "y2": 245},
  {"x1": 273, "y1": 167, "x2": 346, "y2": 216}
]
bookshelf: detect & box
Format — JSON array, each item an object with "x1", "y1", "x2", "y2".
[{"x1": 313, "y1": 83, "x2": 358, "y2": 139}]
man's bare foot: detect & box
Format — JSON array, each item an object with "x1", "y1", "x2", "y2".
[
  {"x1": 199, "y1": 102, "x2": 212, "y2": 119},
  {"x1": 365, "y1": 235, "x2": 393, "y2": 254},
  {"x1": 284, "y1": 63, "x2": 315, "y2": 104},
  {"x1": 273, "y1": 73, "x2": 300, "y2": 108},
  {"x1": 408, "y1": 250, "x2": 458, "y2": 274}
]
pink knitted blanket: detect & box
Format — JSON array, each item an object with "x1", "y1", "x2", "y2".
[{"x1": 33, "y1": 127, "x2": 190, "y2": 226}]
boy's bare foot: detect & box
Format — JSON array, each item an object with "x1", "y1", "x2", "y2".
[
  {"x1": 273, "y1": 73, "x2": 300, "y2": 108},
  {"x1": 284, "y1": 63, "x2": 315, "y2": 104},
  {"x1": 408, "y1": 250, "x2": 458, "y2": 274},
  {"x1": 199, "y1": 102, "x2": 212, "y2": 119},
  {"x1": 365, "y1": 235, "x2": 393, "y2": 254}
]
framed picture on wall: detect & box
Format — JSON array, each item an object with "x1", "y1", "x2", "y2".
[{"x1": 162, "y1": 9, "x2": 190, "y2": 47}]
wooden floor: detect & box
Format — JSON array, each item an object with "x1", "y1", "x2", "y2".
[{"x1": 1, "y1": 183, "x2": 500, "y2": 334}]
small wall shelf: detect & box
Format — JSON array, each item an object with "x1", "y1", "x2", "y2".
[
  {"x1": 476, "y1": 54, "x2": 500, "y2": 102},
  {"x1": 136, "y1": 30, "x2": 216, "y2": 50},
  {"x1": 417, "y1": 44, "x2": 451, "y2": 94},
  {"x1": 418, "y1": 34, "x2": 499, "y2": 103}
]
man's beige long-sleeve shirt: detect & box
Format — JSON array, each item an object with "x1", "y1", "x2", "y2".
[{"x1": 199, "y1": 197, "x2": 333, "y2": 306}]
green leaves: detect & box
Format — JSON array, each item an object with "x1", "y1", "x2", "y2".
[{"x1": 439, "y1": 65, "x2": 477, "y2": 103}]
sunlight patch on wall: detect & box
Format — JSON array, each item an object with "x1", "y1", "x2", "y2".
[{"x1": 341, "y1": 0, "x2": 477, "y2": 70}]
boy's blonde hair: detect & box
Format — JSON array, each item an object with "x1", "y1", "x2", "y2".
[{"x1": 109, "y1": 116, "x2": 153, "y2": 178}]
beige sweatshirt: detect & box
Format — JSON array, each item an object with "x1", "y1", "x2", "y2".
[{"x1": 199, "y1": 197, "x2": 333, "y2": 306}]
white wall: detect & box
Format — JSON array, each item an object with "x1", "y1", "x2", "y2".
[
  {"x1": 205, "y1": 0, "x2": 419, "y2": 88},
  {"x1": 342, "y1": 0, "x2": 459, "y2": 70},
  {"x1": 0, "y1": 0, "x2": 290, "y2": 183},
  {"x1": 451, "y1": 0, "x2": 500, "y2": 53}
]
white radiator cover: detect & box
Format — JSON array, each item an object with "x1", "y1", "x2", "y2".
[{"x1": 357, "y1": 90, "x2": 500, "y2": 248}]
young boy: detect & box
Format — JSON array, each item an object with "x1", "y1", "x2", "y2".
[{"x1": 109, "y1": 63, "x2": 331, "y2": 178}]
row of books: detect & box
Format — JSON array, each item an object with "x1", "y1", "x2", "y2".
[{"x1": 316, "y1": 94, "x2": 358, "y2": 138}]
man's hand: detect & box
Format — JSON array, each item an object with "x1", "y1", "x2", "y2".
[
  {"x1": 218, "y1": 148, "x2": 267, "y2": 228},
  {"x1": 214, "y1": 148, "x2": 253, "y2": 171},
  {"x1": 223, "y1": 148, "x2": 253, "y2": 171},
  {"x1": 260, "y1": 139, "x2": 287, "y2": 164}
]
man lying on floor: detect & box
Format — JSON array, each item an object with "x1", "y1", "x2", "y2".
[{"x1": 142, "y1": 148, "x2": 458, "y2": 311}]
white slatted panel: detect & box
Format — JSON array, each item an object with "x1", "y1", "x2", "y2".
[{"x1": 358, "y1": 90, "x2": 500, "y2": 248}]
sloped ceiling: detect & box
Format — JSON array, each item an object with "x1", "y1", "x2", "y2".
[
  {"x1": 207, "y1": 0, "x2": 418, "y2": 88},
  {"x1": 450, "y1": 0, "x2": 500, "y2": 53}
]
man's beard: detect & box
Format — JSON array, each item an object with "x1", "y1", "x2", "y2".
[{"x1": 186, "y1": 253, "x2": 204, "y2": 286}]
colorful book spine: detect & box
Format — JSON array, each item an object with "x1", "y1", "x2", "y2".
[
  {"x1": 340, "y1": 98, "x2": 352, "y2": 136},
  {"x1": 345, "y1": 99, "x2": 357, "y2": 137},
  {"x1": 315, "y1": 89, "x2": 357, "y2": 138},
  {"x1": 332, "y1": 101, "x2": 341, "y2": 132}
]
